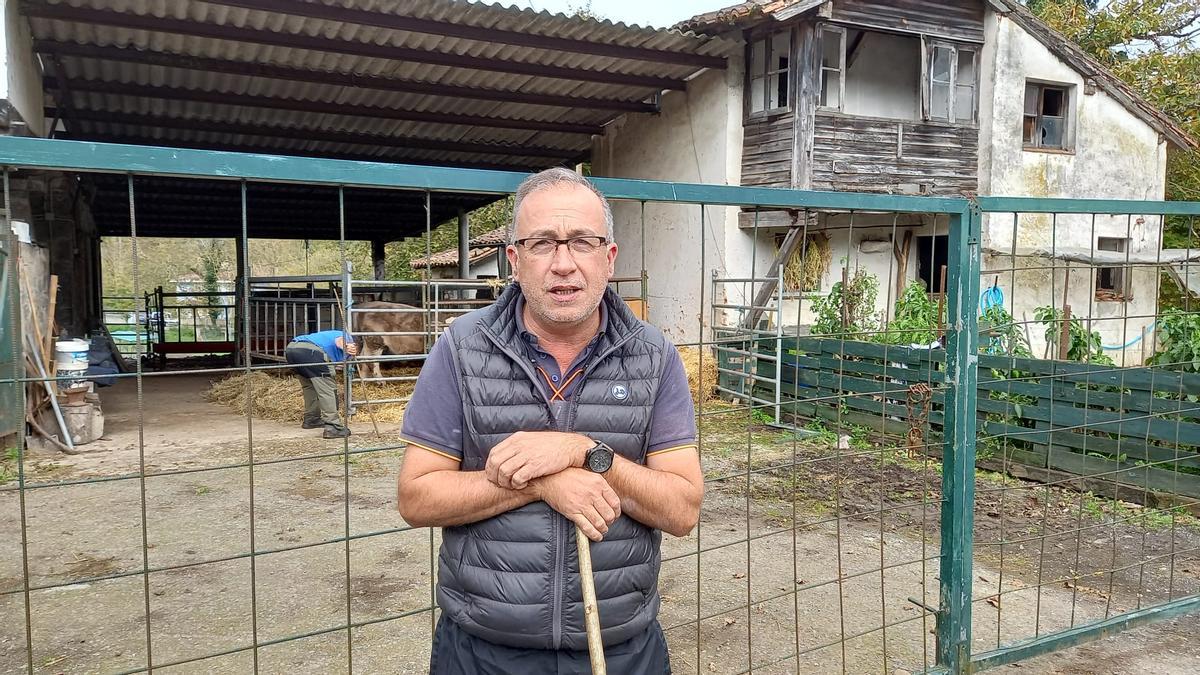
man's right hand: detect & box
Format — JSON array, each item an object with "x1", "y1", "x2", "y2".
[{"x1": 532, "y1": 468, "x2": 621, "y2": 542}]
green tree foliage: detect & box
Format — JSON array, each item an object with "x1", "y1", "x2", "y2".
[{"x1": 384, "y1": 197, "x2": 513, "y2": 281}]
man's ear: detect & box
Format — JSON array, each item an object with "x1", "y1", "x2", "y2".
[{"x1": 505, "y1": 245, "x2": 521, "y2": 282}]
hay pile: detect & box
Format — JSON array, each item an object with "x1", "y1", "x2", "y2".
[
  {"x1": 207, "y1": 350, "x2": 718, "y2": 421},
  {"x1": 205, "y1": 368, "x2": 421, "y2": 423},
  {"x1": 678, "y1": 346, "x2": 719, "y2": 405}
]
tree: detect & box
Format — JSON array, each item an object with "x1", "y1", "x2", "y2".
[{"x1": 384, "y1": 197, "x2": 513, "y2": 281}]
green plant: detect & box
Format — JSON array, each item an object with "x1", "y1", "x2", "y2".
[
  {"x1": 877, "y1": 281, "x2": 941, "y2": 345},
  {"x1": 1147, "y1": 309, "x2": 1200, "y2": 372},
  {"x1": 803, "y1": 419, "x2": 839, "y2": 445},
  {"x1": 0, "y1": 447, "x2": 19, "y2": 485},
  {"x1": 751, "y1": 408, "x2": 775, "y2": 425},
  {"x1": 980, "y1": 305, "x2": 1032, "y2": 357},
  {"x1": 811, "y1": 267, "x2": 879, "y2": 338},
  {"x1": 1034, "y1": 306, "x2": 1114, "y2": 364}
]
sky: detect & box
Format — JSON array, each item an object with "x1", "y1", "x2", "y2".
[{"x1": 515, "y1": 0, "x2": 735, "y2": 29}]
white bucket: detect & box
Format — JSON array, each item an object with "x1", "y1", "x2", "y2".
[{"x1": 55, "y1": 339, "x2": 90, "y2": 389}]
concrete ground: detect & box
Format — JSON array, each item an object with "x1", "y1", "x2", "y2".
[{"x1": 0, "y1": 374, "x2": 1196, "y2": 674}]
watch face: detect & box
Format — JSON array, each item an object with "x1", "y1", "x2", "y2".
[{"x1": 588, "y1": 445, "x2": 614, "y2": 472}]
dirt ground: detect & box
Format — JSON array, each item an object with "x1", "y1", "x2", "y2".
[{"x1": 0, "y1": 374, "x2": 1197, "y2": 674}]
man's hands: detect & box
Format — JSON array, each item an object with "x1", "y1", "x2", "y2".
[
  {"x1": 531, "y1": 469, "x2": 621, "y2": 542},
  {"x1": 334, "y1": 336, "x2": 359, "y2": 357},
  {"x1": 485, "y1": 431, "x2": 591, "y2": 489},
  {"x1": 484, "y1": 431, "x2": 620, "y2": 541}
]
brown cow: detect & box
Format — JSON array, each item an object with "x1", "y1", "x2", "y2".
[{"x1": 350, "y1": 300, "x2": 426, "y2": 379}]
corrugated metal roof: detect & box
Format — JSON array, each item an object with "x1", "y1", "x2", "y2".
[{"x1": 22, "y1": 0, "x2": 735, "y2": 239}]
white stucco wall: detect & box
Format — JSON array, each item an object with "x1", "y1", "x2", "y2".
[
  {"x1": 592, "y1": 63, "x2": 761, "y2": 343},
  {"x1": 844, "y1": 31, "x2": 921, "y2": 121},
  {"x1": 0, "y1": 0, "x2": 44, "y2": 136},
  {"x1": 978, "y1": 12, "x2": 1169, "y2": 365}
]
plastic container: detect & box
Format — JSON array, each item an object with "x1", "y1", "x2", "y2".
[{"x1": 55, "y1": 339, "x2": 91, "y2": 389}]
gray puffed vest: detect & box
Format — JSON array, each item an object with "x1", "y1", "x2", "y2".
[{"x1": 436, "y1": 283, "x2": 672, "y2": 650}]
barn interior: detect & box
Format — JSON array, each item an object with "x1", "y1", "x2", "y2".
[{"x1": 6, "y1": 0, "x2": 731, "y2": 449}]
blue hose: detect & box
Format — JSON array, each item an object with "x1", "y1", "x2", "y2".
[
  {"x1": 979, "y1": 284, "x2": 1004, "y2": 313},
  {"x1": 1101, "y1": 322, "x2": 1155, "y2": 350}
]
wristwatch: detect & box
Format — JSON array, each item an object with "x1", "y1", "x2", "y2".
[{"x1": 583, "y1": 439, "x2": 615, "y2": 474}]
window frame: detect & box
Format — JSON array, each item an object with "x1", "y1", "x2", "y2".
[
  {"x1": 922, "y1": 39, "x2": 978, "y2": 125},
  {"x1": 817, "y1": 24, "x2": 847, "y2": 113},
  {"x1": 1095, "y1": 236, "x2": 1132, "y2": 301},
  {"x1": 1023, "y1": 81, "x2": 1073, "y2": 152},
  {"x1": 745, "y1": 27, "x2": 794, "y2": 119}
]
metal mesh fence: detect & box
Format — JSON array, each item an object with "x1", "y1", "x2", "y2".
[{"x1": 0, "y1": 140, "x2": 1197, "y2": 674}]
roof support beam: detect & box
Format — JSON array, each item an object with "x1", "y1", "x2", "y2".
[
  {"x1": 45, "y1": 77, "x2": 605, "y2": 135},
  {"x1": 34, "y1": 41, "x2": 660, "y2": 114},
  {"x1": 23, "y1": 3, "x2": 688, "y2": 90},
  {"x1": 61, "y1": 132, "x2": 562, "y2": 173},
  {"x1": 201, "y1": 0, "x2": 727, "y2": 69},
  {"x1": 47, "y1": 109, "x2": 583, "y2": 159}
]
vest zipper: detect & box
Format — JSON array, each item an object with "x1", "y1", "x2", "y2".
[{"x1": 552, "y1": 512, "x2": 565, "y2": 649}]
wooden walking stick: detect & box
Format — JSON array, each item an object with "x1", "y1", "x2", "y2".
[{"x1": 575, "y1": 524, "x2": 607, "y2": 675}]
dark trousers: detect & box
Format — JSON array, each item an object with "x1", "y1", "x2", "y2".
[{"x1": 430, "y1": 615, "x2": 671, "y2": 675}]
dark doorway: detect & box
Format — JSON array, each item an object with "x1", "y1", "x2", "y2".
[{"x1": 916, "y1": 235, "x2": 949, "y2": 295}]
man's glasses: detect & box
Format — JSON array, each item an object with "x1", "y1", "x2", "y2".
[{"x1": 513, "y1": 236, "x2": 609, "y2": 257}]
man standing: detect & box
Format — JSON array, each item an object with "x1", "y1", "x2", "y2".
[
  {"x1": 397, "y1": 168, "x2": 703, "y2": 673},
  {"x1": 284, "y1": 329, "x2": 357, "y2": 438}
]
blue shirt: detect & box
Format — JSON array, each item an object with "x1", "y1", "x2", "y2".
[
  {"x1": 295, "y1": 330, "x2": 353, "y2": 363},
  {"x1": 401, "y1": 296, "x2": 697, "y2": 462}
]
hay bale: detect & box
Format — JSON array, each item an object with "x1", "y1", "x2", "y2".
[
  {"x1": 678, "y1": 346, "x2": 718, "y2": 404},
  {"x1": 204, "y1": 368, "x2": 420, "y2": 424}
]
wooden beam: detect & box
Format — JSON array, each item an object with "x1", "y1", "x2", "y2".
[
  {"x1": 741, "y1": 225, "x2": 804, "y2": 330},
  {"x1": 46, "y1": 78, "x2": 605, "y2": 135},
  {"x1": 51, "y1": 109, "x2": 583, "y2": 159},
  {"x1": 34, "y1": 41, "x2": 660, "y2": 114},
  {"x1": 24, "y1": 3, "x2": 690, "y2": 90},
  {"x1": 202, "y1": 0, "x2": 726, "y2": 69}
]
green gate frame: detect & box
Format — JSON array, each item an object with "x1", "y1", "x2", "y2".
[{"x1": 0, "y1": 136, "x2": 1198, "y2": 673}]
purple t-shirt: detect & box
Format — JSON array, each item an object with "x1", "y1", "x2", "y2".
[{"x1": 400, "y1": 297, "x2": 697, "y2": 462}]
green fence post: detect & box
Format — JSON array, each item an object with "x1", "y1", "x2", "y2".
[{"x1": 937, "y1": 201, "x2": 982, "y2": 672}]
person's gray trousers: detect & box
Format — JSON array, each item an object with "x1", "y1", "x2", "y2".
[{"x1": 285, "y1": 341, "x2": 342, "y2": 427}]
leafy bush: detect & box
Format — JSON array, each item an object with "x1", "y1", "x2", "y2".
[
  {"x1": 811, "y1": 268, "x2": 879, "y2": 338},
  {"x1": 877, "y1": 281, "x2": 941, "y2": 346},
  {"x1": 1148, "y1": 308, "x2": 1200, "y2": 372},
  {"x1": 1033, "y1": 306, "x2": 1113, "y2": 364},
  {"x1": 980, "y1": 305, "x2": 1032, "y2": 357}
]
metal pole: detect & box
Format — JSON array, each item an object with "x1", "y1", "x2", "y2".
[
  {"x1": 937, "y1": 201, "x2": 982, "y2": 673},
  {"x1": 458, "y1": 209, "x2": 470, "y2": 280}
]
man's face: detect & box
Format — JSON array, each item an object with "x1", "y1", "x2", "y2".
[{"x1": 506, "y1": 184, "x2": 618, "y2": 329}]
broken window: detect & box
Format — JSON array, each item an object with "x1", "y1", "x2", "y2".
[
  {"x1": 1096, "y1": 237, "x2": 1130, "y2": 300},
  {"x1": 818, "y1": 26, "x2": 845, "y2": 110},
  {"x1": 748, "y1": 30, "x2": 791, "y2": 115},
  {"x1": 841, "y1": 30, "x2": 922, "y2": 119},
  {"x1": 1023, "y1": 83, "x2": 1070, "y2": 150},
  {"x1": 925, "y1": 41, "x2": 976, "y2": 123}
]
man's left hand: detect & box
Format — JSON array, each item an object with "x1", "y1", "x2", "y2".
[{"x1": 485, "y1": 431, "x2": 592, "y2": 489}]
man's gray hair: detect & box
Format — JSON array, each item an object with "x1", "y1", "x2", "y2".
[{"x1": 507, "y1": 167, "x2": 615, "y2": 244}]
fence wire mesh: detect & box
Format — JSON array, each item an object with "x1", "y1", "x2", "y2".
[{"x1": 0, "y1": 140, "x2": 1196, "y2": 674}]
